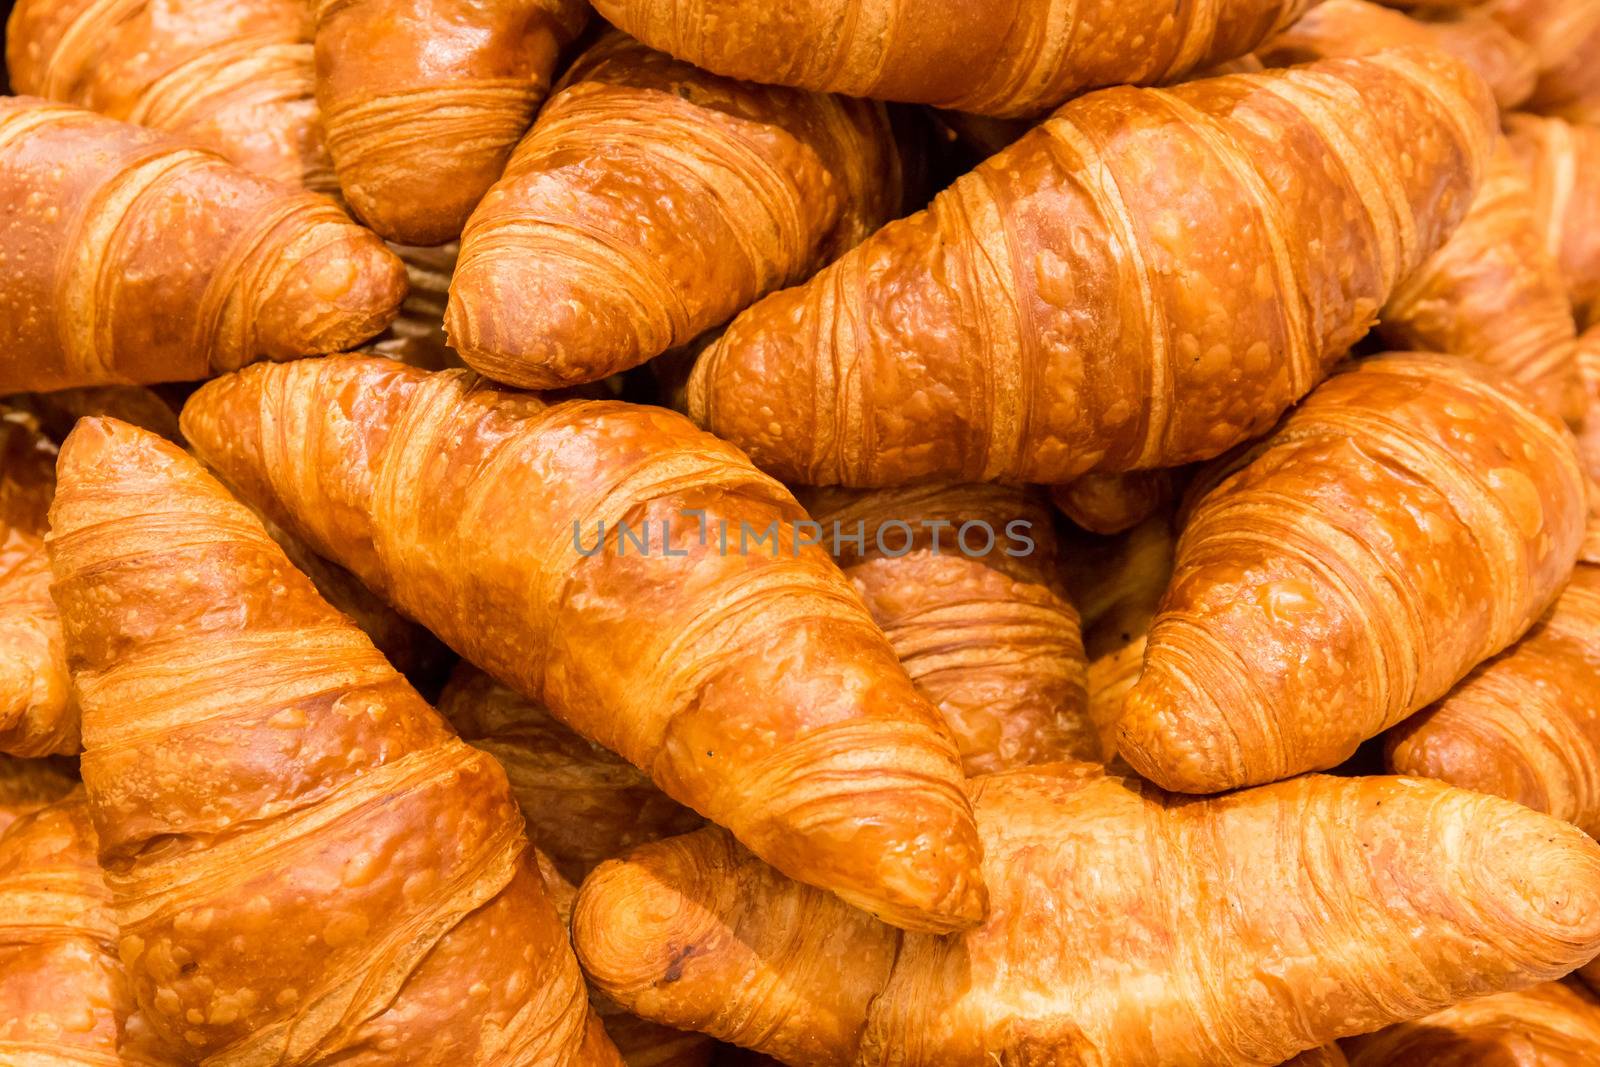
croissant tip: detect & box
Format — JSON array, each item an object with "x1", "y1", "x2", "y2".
[
  {"x1": 572, "y1": 845, "x2": 716, "y2": 995},
  {"x1": 57, "y1": 415, "x2": 160, "y2": 471},
  {"x1": 1483, "y1": 812, "x2": 1600, "y2": 955},
  {"x1": 256, "y1": 234, "x2": 409, "y2": 358}
]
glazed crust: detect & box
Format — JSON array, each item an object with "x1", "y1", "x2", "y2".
[
  {"x1": 312, "y1": 0, "x2": 588, "y2": 244},
  {"x1": 0, "y1": 791, "x2": 131, "y2": 1067},
  {"x1": 591, "y1": 0, "x2": 1316, "y2": 117},
  {"x1": 1122, "y1": 354, "x2": 1585, "y2": 793},
  {"x1": 438, "y1": 663, "x2": 703, "y2": 885},
  {"x1": 5, "y1": 0, "x2": 330, "y2": 189},
  {"x1": 687, "y1": 51, "x2": 1496, "y2": 487},
  {"x1": 1506, "y1": 114, "x2": 1600, "y2": 329},
  {"x1": 0, "y1": 98, "x2": 406, "y2": 393},
  {"x1": 574, "y1": 766, "x2": 1600, "y2": 1067},
  {"x1": 179, "y1": 356, "x2": 986, "y2": 934},
  {"x1": 1342, "y1": 981, "x2": 1600, "y2": 1065},
  {"x1": 1258, "y1": 0, "x2": 1538, "y2": 109},
  {"x1": 46, "y1": 418, "x2": 617, "y2": 1066},
  {"x1": 447, "y1": 30, "x2": 910, "y2": 390},
  {"x1": 800, "y1": 483, "x2": 1105, "y2": 775}
]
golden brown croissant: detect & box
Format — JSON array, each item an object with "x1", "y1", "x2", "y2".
[
  {"x1": 1121, "y1": 353, "x2": 1585, "y2": 794},
  {"x1": 47, "y1": 418, "x2": 618, "y2": 1065},
  {"x1": 1378, "y1": 141, "x2": 1585, "y2": 422},
  {"x1": 1507, "y1": 113, "x2": 1600, "y2": 329},
  {"x1": 178, "y1": 356, "x2": 986, "y2": 933},
  {"x1": 1258, "y1": 0, "x2": 1538, "y2": 109},
  {"x1": 1286, "y1": 1049, "x2": 1348, "y2": 1067},
  {"x1": 0, "y1": 411, "x2": 72, "y2": 757},
  {"x1": 575, "y1": 764, "x2": 1600, "y2": 1067},
  {"x1": 0, "y1": 98, "x2": 406, "y2": 393},
  {"x1": 0, "y1": 755, "x2": 75, "y2": 837},
  {"x1": 1384, "y1": 525, "x2": 1600, "y2": 836},
  {"x1": 5, "y1": 0, "x2": 330, "y2": 190},
  {"x1": 312, "y1": 0, "x2": 588, "y2": 244},
  {"x1": 0, "y1": 790, "x2": 131, "y2": 1066},
  {"x1": 798, "y1": 483, "x2": 1106, "y2": 775},
  {"x1": 447, "y1": 30, "x2": 913, "y2": 390},
  {"x1": 1341, "y1": 980, "x2": 1600, "y2": 1064},
  {"x1": 592, "y1": 0, "x2": 1316, "y2": 117},
  {"x1": 687, "y1": 51, "x2": 1497, "y2": 487},
  {"x1": 1490, "y1": 0, "x2": 1600, "y2": 123},
  {"x1": 438, "y1": 663, "x2": 702, "y2": 885}
]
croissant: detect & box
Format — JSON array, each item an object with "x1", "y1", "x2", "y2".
[
  {"x1": 5, "y1": 0, "x2": 331, "y2": 189},
  {"x1": 574, "y1": 764, "x2": 1600, "y2": 1067},
  {"x1": 1287, "y1": 1050, "x2": 1348, "y2": 1067},
  {"x1": 0, "y1": 790, "x2": 134, "y2": 1066},
  {"x1": 797, "y1": 483, "x2": 1105, "y2": 775},
  {"x1": 0, "y1": 411, "x2": 71, "y2": 757},
  {"x1": 1507, "y1": 114, "x2": 1600, "y2": 329},
  {"x1": 179, "y1": 356, "x2": 985, "y2": 933},
  {"x1": 1121, "y1": 353, "x2": 1585, "y2": 794},
  {"x1": 592, "y1": 0, "x2": 1316, "y2": 117},
  {"x1": 1063, "y1": 515, "x2": 1179, "y2": 739},
  {"x1": 1257, "y1": 0, "x2": 1538, "y2": 109},
  {"x1": 1049, "y1": 470, "x2": 1176, "y2": 536},
  {"x1": 1377, "y1": 141, "x2": 1584, "y2": 423},
  {"x1": 447, "y1": 30, "x2": 913, "y2": 390},
  {"x1": 438, "y1": 663, "x2": 702, "y2": 885},
  {"x1": 47, "y1": 418, "x2": 618, "y2": 1065},
  {"x1": 0, "y1": 99, "x2": 405, "y2": 393},
  {"x1": 1490, "y1": 0, "x2": 1600, "y2": 124},
  {"x1": 312, "y1": 0, "x2": 588, "y2": 244},
  {"x1": 687, "y1": 51, "x2": 1497, "y2": 487},
  {"x1": 1341, "y1": 980, "x2": 1600, "y2": 1064},
  {"x1": 0, "y1": 755, "x2": 75, "y2": 837}
]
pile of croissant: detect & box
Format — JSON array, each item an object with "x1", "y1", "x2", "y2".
[{"x1": 6, "y1": 0, "x2": 1600, "y2": 1063}]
